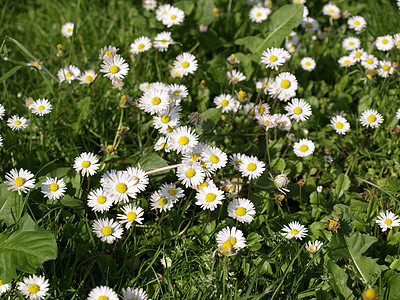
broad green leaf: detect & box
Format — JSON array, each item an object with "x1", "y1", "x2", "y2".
[
  {"x1": 0, "y1": 183, "x2": 19, "y2": 226},
  {"x1": 333, "y1": 174, "x2": 350, "y2": 200},
  {"x1": 175, "y1": 0, "x2": 195, "y2": 16},
  {"x1": 195, "y1": 0, "x2": 215, "y2": 25},
  {"x1": 200, "y1": 107, "x2": 222, "y2": 133},
  {"x1": 326, "y1": 261, "x2": 355, "y2": 299},
  {"x1": 138, "y1": 152, "x2": 169, "y2": 172},
  {"x1": 0, "y1": 215, "x2": 57, "y2": 283},
  {"x1": 0, "y1": 66, "x2": 22, "y2": 84}
]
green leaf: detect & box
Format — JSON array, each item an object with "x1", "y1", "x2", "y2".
[
  {"x1": 195, "y1": 0, "x2": 215, "y2": 25},
  {"x1": 0, "y1": 215, "x2": 57, "y2": 283},
  {"x1": 0, "y1": 183, "x2": 19, "y2": 226},
  {"x1": 326, "y1": 261, "x2": 356, "y2": 299},
  {"x1": 0, "y1": 66, "x2": 22, "y2": 84},
  {"x1": 138, "y1": 152, "x2": 169, "y2": 172},
  {"x1": 200, "y1": 107, "x2": 222, "y2": 133},
  {"x1": 72, "y1": 96, "x2": 91, "y2": 133},
  {"x1": 175, "y1": 0, "x2": 195, "y2": 16},
  {"x1": 333, "y1": 174, "x2": 351, "y2": 200}
]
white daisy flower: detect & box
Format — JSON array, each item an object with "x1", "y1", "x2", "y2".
[
  {"x1": 249, "y1": 6, "x2": 271, "y2": 23},
  {"x1": 216, "y1": 226, "x2": 246, "y2": 255},
  {"x1": 361, "y1": 54, "x2": 379, "y2": 70},
  {"x1": 161, "y1": 6, "x2": 185, "y2": 27},
  {"x1": 0, "y1": 280, "x2": 11, "y2": 295},
  {"x1": 239, "y1": 155, "x2": 266, "y2": 180},
  {"x1": 153, "y1": 107, "x2": 181, "y2": 132},
  {"x1": 393, "y1": 33, "x2": 400, "y2": 49},
  {"x1": 100, "y1": 169, "x2": 117, "y2": 185},
  {"x1": 139, "y1": 82, "x2": 152, "y2": 92},
  {"x1": 376, "y1": 211, "x2": 400, "y2": 232},
  {"x1": 220, "y1": 178, "x2": 241, "y2": 195},
  {"x1": 347, "y1": 16, "x2": 367, "y2": 32},
  {"x1": 214, "y1": 94, "x2": 237, "y2": 113},
  {"x1": 7, "y1": 115, "x2": 28, "y2": 130},
  {"x1": 176, "y1": 161, "x2": 205, "y2": 188},
  {"x1": 41, "y1": 177, "x2": 66, "y2": 200},
  {"x1": 301, "y1": 17, "x2": 319, "y2": 32},
  {"x1": 130, "y1": 36, "x2": 152, "y2": 55},
  {"x1": 0, "y1": 135, "x2": 3, "y2": 147},
  {"x1": 150, "y1": 190, "x2": 174, "y2": 212},
  {"x1": 285, "y1": 98, "x2": 312, "y2": 122},
  {"x1": 154, "y1": 136, "x2": 171, "y2": 152},
  {"x1": 227, "y1": 198, "x2": 256, "y2": 223},
  {"x1": 61, "y1": 22, "x2": 74, "y2": 37},
  {"x1": 349, "y1": 48, "x2": 366, "y2": 62},
  {"x1": 125, "y1": 166, "x2": 149, "y2": 194},
  {"x1": 100, "y1": 54, "x2": 129, "y2": 81},
  {"x1": 300, "y1": 57, "x2": 316, "y2": 71},
  {"x1": 195, "y1": 185, "x2": 225, "y2": 211},
  {"x1": 154, "y1": 31, "x2": 173, "y2": 52},
  {"x1": 161, "y1": 256, "x2": 172, "y2": 268},
  {"x1": 5, "y1": 168, "x2": 36, "y2": 195},
  {"x1": 322, "y1": 4, "x2": 341, "y2": 18},
  {"x1": 229, "y1": 153, "x2": 245, "y2": 170},
  {"x1": 0, "y1": 104, "x2": 5, "y2": 119},
  {"x1": 122, "y1": 287, "x2": 149, "y2": 300},
  {"x1": 274, "y1": 72, "x2": 298, "y2": 94},
  {"x1": 330, "y1": 115, "x2": 350, "y2": 134},
  {"x1": 30, "y1": 98, "x2": 52, "y2": 116},
  {"x1": 360, "y1": 109, "x2": 384, "y2": 128},
  {"x1": 305, "y1": 240, "x2": 323, "y2": 253},
  {"x1": 156, "y1": 4, "x2": 172, "y2": 21},
  {"x1": 117, "y1": 204, "x2": 144, "y2": 228},
  {"x1": 342, "y1": 37, "x2": 361, "y2": 51},
  {"x1": 160, "y1": 182, "x2": 184, "y2": 202},
  {"x1": 396, "y1": 108, "x2": 400, "y2": 120},
  {"x1": 87, "y1": 188, "x2": 114, "y2": 213},
  {"x1": 99, "y1": 45, "x2": 119, "y2": 60},
  {"x1": 201, "y1": 146, "x2": 228, "y2": 172},
  {"x1": 103, "y1": 171, "x2": 138, "y2": 204},
  {"x1": 73, "y1": 152, "x2": 100, "y2": 177},
  {"x1": 78, "y1": 69, "x2": 96, "y2": 84},
  {"x1": 338, "y1": 56, "x2": 356, "y2": 68},
  {"x1": 88, "y1": 286, "x2": 119, "y2": 300},
  {"x1": 169, "y1": 126, "x2": 199, "y2": 154},
  {"x1": 196, "y1": 179, "x2": 217, "y2": 191},
  {"x1": 139, "y1": 87, "x2": 170, "y2": 115},
  {"x1": 92, "y1": 218, "x2": 124, "y2": 244},
  {"x1": 173, "y1": 52, "x2": 198, "y2": 76},
  {"x1": 17, "y1": 274, "x2": 49, "y2": 300},
  {"x1": 275, "y1": 114, "x2": 292, "y2": 131},
  {"x1": 57, "y1": 65, "x2": 81, "y2": 83},
  {"x1": 227, "y1": 69, "x2": 246, "y2": 84},
  {"x1": 285, "y1": 40, "x2": 302, "y2": 53},
  {"x1": 143, "y1": 0, "x2": 157, "y2": 11},
  {"x1": 168, "y1": 83, "x2": 188, "y2": 101},
  {"x1": 293, "y1": 0, "x2": 306, "y2": 3},
  {"x1": 261, "y1": 47, "x2": 290, "y2": 70},
  {"x1": 286, "y1": 31, "x2": 299, "y2": 45},
  {"x1": 271, "y1": 173, "x2": 290, "y2": 194},
  {"x1": 27, "y1": 60, "x2": 42, "y2": 71},
  {"x1": 281, "y1": 221, "x2": 308, "y2": 240},
  {"x1": 293, "y1": 139, "x2": 315, "y2": 157},
  {"x1": 376, "y1": 35, "x2": 394, "y2": 51},
  {"x1": 377, "y1": 60, "x2": 394, "y2": 78}
]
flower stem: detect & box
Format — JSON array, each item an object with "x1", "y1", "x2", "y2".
[
  {"x1": 145, "y1": 164, "x2": 180, "y2": 175},
  {"x1": 345, "y1": 127, "x2": 369, "y2": 175}
]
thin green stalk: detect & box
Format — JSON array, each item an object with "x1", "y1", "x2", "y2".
[{"x1": 345, "y1": 127, "x2": 369, "y2": 175}]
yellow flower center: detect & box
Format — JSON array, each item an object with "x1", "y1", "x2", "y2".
[
  {"x1": 247, "y1": 163, "x2": 256, "y2": 171},
  {"x1": 221, "y1": 100, "x2": 229, "y2": 106},
  {"x1": 151, "y1": 97, "x2": 161, "y2": 105},
  {"x1": 138, "y1": 43, "x2": 145, "y2": 49},
  {"x1": 82, "y1": 161, "x2": 91, "y2": 168},
  {"x1": 172, "y1": 91, "x2": 180, "y2": 96},
  {"x1": 382, "y1": 39, "x2": 388, "y2": 44},
  {"x1": 328, "y1": 9, "x2": 334, "y2": 13},
  {"x1": 198, "y1": 182, "x2": 208, "y2": 189},
  {"x1": 258, "y1": 105, "x2": 265, "y2": 113},
  {"x1": 182, "y1": 61, "x2": 189, "y2": 68},
  {"x1": 127, "y1": 212, "x2": 137, "y2": 221},
  {"x1": 256, "y1": 12, "x2": 261, "y2": 17},
  {"x1": 367, "y1": 115, "x2": 376, "y2": 123},
  {"x1": 38, "y1": 105, "x2": 45, "y2": 111},
  {"x1": 305, "y1": 62, "x2": 311, "y2": 66},
  {"x1": 97, "y1": 196, "x2": 106, "y2": 204},
  {"x1": 249, "y1": 109, "x2": 254, "y2": 116},
  {"x1": 49, "y1": 183, "x2": 58, "y2": 191},
  {"x1": 210, "y1": 155, "x2": 219, "y2": 163},
  {"x1": 0, "y1": 279, "x2": 2, "y2": 286},
  {"x1": 179, "y1": 136, "x2": 189, "y2": 145},
  {"x1": 109, "y1": 65, "x2": 119, "y2": 74},
  {"x1": 336, "y1": 122, "x2": 344, "y2": 129},
  {"x1": 300, "y1": 145, "x2": 308, "y2": 152},
  {"x1": 67, "y1": 28, "x2": 72, "y2": 33},
  {"x1": 236, "y1": 207, "x2": 246, "y2": 216},
  {"x1": 14, "y1": 177, "x2": 25, "y2": 187},
  {"x1": 160, "y1": 142, "x2": 167, "y2": 148},
  {"x1": 14, "y1": 120, "x2": 21, "y2": 125},
  {"x1": 161, "y1": 115, "x2": 170, "y2": 123},
  {"x1": 363, "y1": 288, "x2": 378, "y2": 300},
  {"x1": 354, "y1": 21, "x2": 360, "y2": 26},
  {"x1": 281, "y1": 79, "x2": 291, "y2": 89},
  {"x1": 28, "y1": 284, "x2": 40, "y2": 294},
  {"x1": 161, "y1": 39, "x2": 167, "y2": 44},
  {"x1": 306, "y1": 23, "x2": 313, "y2": 28},
  {"x1": 33, "y1": 62, "x2": 40, "y2": 68},
  {"x1": 167, "y1": 126, "x2": 174, "y2": 132},
  {"x1": 329, "y1": 220, "x2": 337, "y2": 229},
  {"x1": 205, "y1": 193, "x2": 216, "y2": 202},
  {"x1": 349, "y1": 42, "x2": 354, "y2": 46},
  {"x1": 382, "y1": 65, "x2": 390, "y2": 71},
  {"x1": 270, "y1": 55, "x2": 277, "y2": 62},
  {"x1": 384, "y1": 219, "x2": 392, "y2": 225},
  {"x1": 309, "y1": 245, "x2": 315, "y2": 251},
  {"x1": 367, "y1": 58, "x2": 373, "y2": 64},
  {"x1": 158, "y1": 197, "x2": 167, "y2": 206},
  {"x1": 171, "y1": 15, "x2": 177, "y2": 20},
  {"x1": 397, "y1": 40, "x2": 400, "y2": 46},
  {"x1": 294, "y1": 107, "x2": 302, "y2": 114},
  {"x1": 102, "y1": 226, "x2": 113, "y2": 236},
  {"x1": 98, "y1": 297, "x2": 109, "y2": 300},
  {"x1": 169, "y1": 188, "x2": 177, "y2": 195},
  {"x1": 290, "y1": 229, "x2": 299, "y2": 235},
  {"x1": 104, "y1": 51, "x2": 113, "y2": 57},
  {"x1": 66, "y1": 72, "x2": 73, "y2": 77},
  {"x1": 192, "y1": 153, "x2": 200, "y2": 161},
  {"x1": 186, "y1": 169, "x2": 195, "y2": 178},
  {"x1": 355, "y1": 52, "x2": 362, "y2": 58},
  {"x1": 343, "y1": 60, "x2": 350, "y2": 65},
  {"x1": 116, "y1": 183, "x2": 127, "y2": 193},
  {"x1": 86, "y1": 75, "x2": 93, "y2": 82}
]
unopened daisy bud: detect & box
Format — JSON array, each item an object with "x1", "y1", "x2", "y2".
[
  {"x1": 119, "y1": 95, "x2": 128, "y2": 108},
  {"x1": 271, "y1": 173, "x2": 290, "y2": 194},
  {"x1": 237, "y1": 90, "x2": 247, "y2": 102},
  {"x1": 213, "y1": 7, "x2": 220, "y2": 17},
  {"x1": 56, "y1": 43, "x2": 63, "y2": 58}
]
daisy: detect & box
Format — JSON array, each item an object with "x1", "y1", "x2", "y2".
[
  {"x1": 377, "y1": 60, "x2": 394, "y2": 78},
  {"x1": 293, "y1": 0, "x2": 306, "y2": 3},
  {"x1": 322, "y1": 4, "x2": 341, "y2": 18},
  {"x1": 338, "y1": 56, "x2": 356, "y2": 68},
  {"x1": 286, "y1": 31, "x2": 299, "y2": 45},
  {"x1": 0, "y1": 104, "x2": 5, "y2": 119},
  {"x1": 188, "y1": 111, "x2": 204, "y2": 127},
  {"x1": 393, "y1": 33, "x2": 400, "y2": 49},
  {"x1": 360, "y1": 109, "x2": 384, "y2": 128},
  {"x1": 176, "y1": 161, "x2": 205, "y2": 188},
  {"x1": 376, "y1": 211, "x2": 400, "y2": 232},
  {"x1": 285, "y1": 40, "x2": 302, "y2": 53},
  {"x1": 195, "y1": 185, "x2": 225, "y2": 211},
  {"x1": 396, "y1": 108, "x2": 400, "y2": 120},
  {"x1": 305, "y1": 240, "x2": 323, "y2": 253},
  {"x1": 161, "y1": 6, "x2": 185, "y2": 27},
  {"x1": 103, "y1": 171, "x2": 138, "y2": 203},
  {"x1": 99, "y1": 45, "x2": 119, "y2": 60},
  {"x1": 216, "y1": 226, "x2": 246, "y2": 255},
  {"x1": 122, "y1": 287, "x2": 149, "y2": 300},
  {"x1": 350, "y1": 49, "x2": 366, "y2": 62},
  {"x1": 153, "y1": 107, "x2": 181, "y2": 132},
  {"x1": 214, "y1": 94, "x2": 237, "y2": 113},
  {"x1": 249, "y1": 6, "x2": 271, "y2": 23},
  {"x1": 181, "y1": 142, "x2": 206, "y2": 163},
  {"x1": 143, "y1": 0, "x2": 157, "y2": 11},
  {"x1": 348, "y1": 16, "x2": 367, "y2": 32},
  {"x1": 41, "y1": 177, "x2": 66, "y2": 200},
  {"x1": 30, "y1": 98, "x2": 52, "y2": 116},
  {"x1": 130, "y1": 36, "x2": 152, "y2": 55},
  {"x1": 239, "y1": 155, "x2": 266, "y2": 180},
  {"x1": 92, "y1": 218, "x2": 124, "y2": 244},
  {"x1": 276, "y1": 114, "x2": 292, "y2": 131},
  {"x1": 87, "y1": 188, "x2": 114, "y2": 213},
  {"x1": 229, "y1": 153, "x2": 245, "y2": 171},
  {"x1": 227, "y1": 69, "x2": 246, "y2": 84},
  {"x1": 7, "y1": 115, "x2": 28, "y2": 130},
  {"x1": 5, "y1": 168, "x2": 36, "y2": 195},
  {"x1": 27, "y1": 60, "x2": 42, "y2": 71},
  {"x1": 274, "y1": 72, "x2": 298, "y2": 95},
  {"x1": 169, "y1": 126, "x2": 198, "y2": 154},
  {"x1": 361, "y1": 54, "x2": 379, "y2": 70},
  {"x1": 173, "y1": 52, "x2": 198, "y2": 76},
  {"x1": 0, "y1": 280, "x2": 11, "y2": 295},
  {"x1": 300, "y1": 57, "x2": 316, "y2": 71},
  {"x1": 220, "y1": 178, "x2": 241, "y2": 195},
  {"x1": 285, "y1": 98, "x2": 312, "y2": 122},
  {"x1": 154, "y1": 31, "x2": 173, "y2": 52},
  {"x1": 168, "y1": 83, "x2": 188, "y2": 101},
  {"x1": 150, "y1": 190, "x2": 174, "y2": 212},
  {"x1": 61, "y1": 22, "x2": 74, "y2": 37},
  {"x1": 100, "y1": 54, "x2": 129, "y2": 80},
  {"x1": 161, "y1": 256, "x2": 172, "y2": 268},
  {"x1": 261, "y1": 47, "x2": 290, "y2": 70},
  {"x1": 0, "y1": 135, "x2": 3, "y2": 147},
  {"x1": 201, "y1": 146, "x2": 228, "y2": 171},
  {"x1": 293, "y1": 139, "x2": 315, "y2": 157},
  {"x1": 88, "y1": 286, "x2": 119, "y2": 300},
  {"x1": 160, "y1": 182, "x2": 184, "y2": 202},
  {"x1": 117, "y1": 204, "x2": 144, "y2": 228},
  {"x1": 227, "y1": 198, "x2": 256, "y2": 223},
  {"x1": 154, "y1": 136, "x2": 172, "y2": 152},
  {"x1": 330, "y1": 115, "x2": 350, "y2": 134},
  {"x1": 57, "y1": 65, "x2": 81, "y2": 83},
  {"x1": 342, "y1": 37, "x2": 361, "y2": 51},
  {"x1": 17, "y1": 274, "x2": 49, "y2": 300},
  {"x1": 156, "y1": 4, "x2": 172, "y2": 21},
  {"x1": 301, "y1": 17, "x2": 319, "y2": 32},
  {"x1": 78, "y1": 69, "x2": 96, "y2": 84},
  {"x1": 139, "y1": 87, "x2": 170, "y2": 115},
  {"x1": 271, "y1": 173, "x2": 290, "y2": 194},
  {"x1": 375, "y1": 35, "x2": 394, "y2": 51},
  {"x1": 73, "y1": 152, "x2": 100, "y2": 177},
  {"x1": 281, "y1": 221, "x2": 308, "y2": 240},
  {"x1": 125, "y1": 166, "x2": 149, "y2": 193}
]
